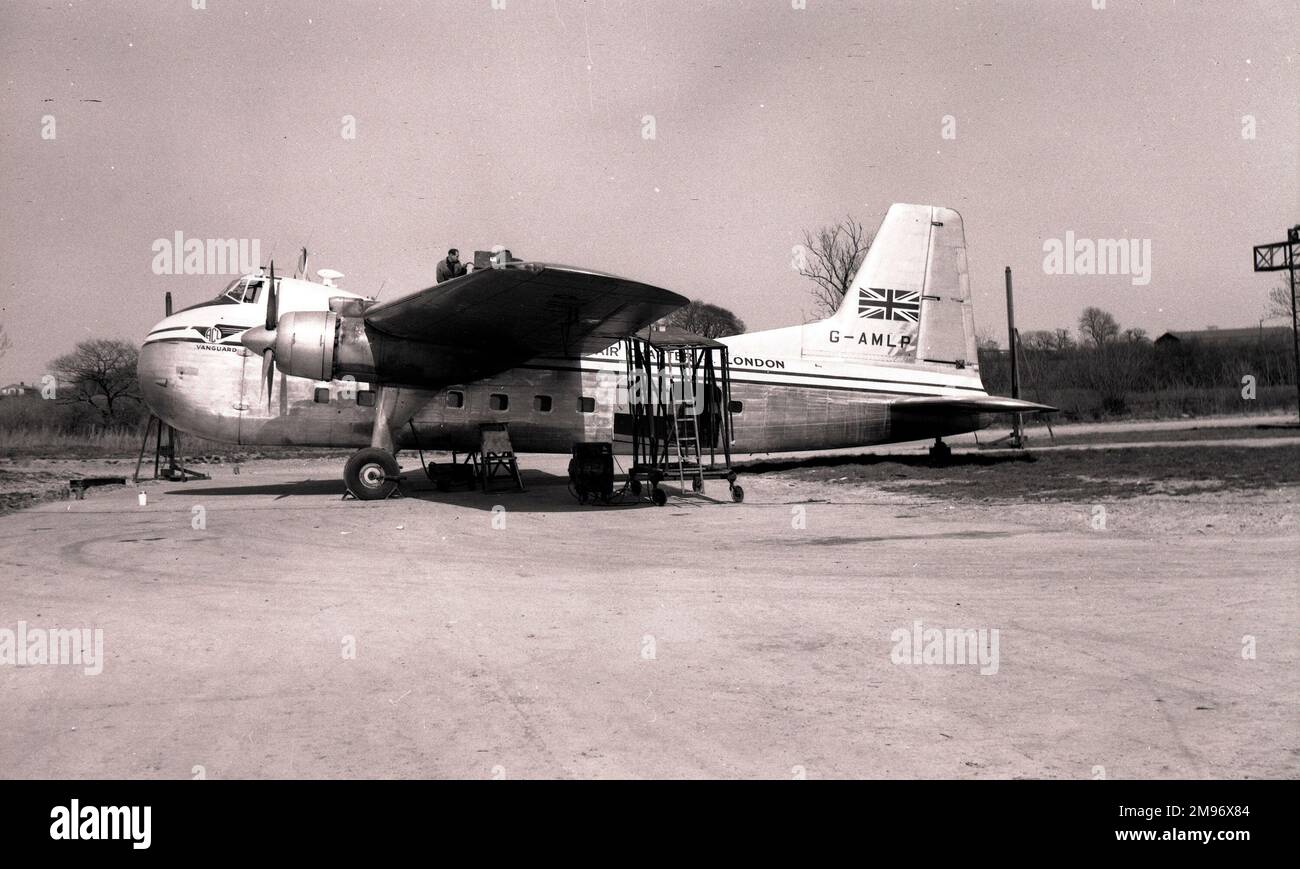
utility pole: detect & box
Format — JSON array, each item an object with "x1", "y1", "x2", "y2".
[
  {"x1": 1005, "y1": 266, "x2": 1023, "y2": 447},
  {"x1": 1252, "y1": 224, "x2": 1300, "y2": 425}
]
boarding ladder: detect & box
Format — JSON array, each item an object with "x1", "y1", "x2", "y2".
[{"x1": 668, "y1": 353, "x2": 704, "y2": 491}]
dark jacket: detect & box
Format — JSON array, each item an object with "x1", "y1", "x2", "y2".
[{"x1": 436, "y1": 258, "x2": 467, "y2": 284}]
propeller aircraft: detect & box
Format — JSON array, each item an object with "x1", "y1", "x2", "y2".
[{"x1": 137, "y1": 204, "x2": 1053, "y2": 500}]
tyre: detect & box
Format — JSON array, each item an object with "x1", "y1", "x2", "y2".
[
  {"x1": 651, "y1": 487, "x2": 668, "y2": 507},
  {"x1": 731, "y1": 485, "x2": 744, "y2": 503},
  {"x1": 344, "y1": 447, "x2": 400, "y2": 500}
]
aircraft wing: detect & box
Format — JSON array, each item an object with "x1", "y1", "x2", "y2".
[
  {"x1": 363, "y1": 264, "x2": 688, "y2": 360},
  {"x1": 891, "y1": 395, "x2": 1057, "y2": 414}
]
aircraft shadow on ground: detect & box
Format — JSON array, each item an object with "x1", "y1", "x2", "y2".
[
  {"x1": 735, "y1": 451, "x2": 1037, "y2": 475},
  {"x1": 164, "y1": 469, "x2": 725, "y2": 512},
  {"x1": 165, "y1": 478, "x2": 350, "y2": 498}
]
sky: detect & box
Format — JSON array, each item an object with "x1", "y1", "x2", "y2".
[{"x1": 1, "y1": 0, "x2": 1297, "y2": 384}]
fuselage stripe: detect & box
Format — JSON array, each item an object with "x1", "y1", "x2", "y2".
[
  {"x1": 515, "y1": 363, "x2": 985, "y2": 395},
  {"x1": 141, "y1": 338, "x2": 985, "y2": 397}
]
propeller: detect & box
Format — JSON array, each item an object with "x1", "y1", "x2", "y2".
[
  {"x1": 295, "y1": 246, "x2": 308, "y2": 280},
  {"x1": 239, "y1": 261, "x2": 279, "y2": 411},
  {"x1": 260, "y1": 262, "x2": 278, "y2": 408}
]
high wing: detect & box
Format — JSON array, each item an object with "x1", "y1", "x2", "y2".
[{"x1": 363, "y1": 263, "x2": 688, "y2": 361}]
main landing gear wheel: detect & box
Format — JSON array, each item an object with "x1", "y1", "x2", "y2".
[
  {"x1": 651, "y1": 487, "x2": 668, "y2": 507},
  {"x1": 344, "y1": 447, "x2": 400, "y2": 500},
  {"x1": 692, "y1": 475, "x2": 704, "y2": 493}
]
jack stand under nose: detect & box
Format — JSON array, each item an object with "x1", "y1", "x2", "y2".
[{"x1": 928, "y1": 437, "x2": 952, "y2": 465}]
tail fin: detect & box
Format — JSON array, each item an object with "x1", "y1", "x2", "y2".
[{"x1": 824, "y1": 203, "x2": 977, "y2": 370}]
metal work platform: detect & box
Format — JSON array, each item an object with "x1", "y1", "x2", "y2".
[
  {"x1": 619, "y1": 326, "x2": 742, "y2": 504},
  {"x1": 422, "y1": 422, "x2": 525, "y2": 493}
]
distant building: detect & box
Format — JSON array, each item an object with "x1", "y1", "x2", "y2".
[
  {"x1": 0, "y1": 382, "x2": 37, "y2": 398},
  {"x1": 1154, "y1": 326, "x2": 1292, "y2": 347}
]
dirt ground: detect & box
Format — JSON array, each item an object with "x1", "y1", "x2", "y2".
[{"x1": 0, "y1": 425, "x2": 1296, "y2": 779}]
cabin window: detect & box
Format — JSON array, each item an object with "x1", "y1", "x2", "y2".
[
  {"x1": 357, "y1": 389, "x2": 376, "y2": 407},
  {"x1": 534, "y1": 395, "x2": 552, "y2": 412},
  {"x1": 489, "y1": 393, "x2": 509, "y2": 411},
  {"x1": 314, "y1": 387, "x2": 330, "y2": 404},
  {"x1": 578, "y1": 396, "x2": 595, "y2": 414},
  {"x1": 728, "y1": 400, "x2": 743, "y2": 414},
  {"x1": 446, "y1": 390, "x2": 464, "y2": 409}
]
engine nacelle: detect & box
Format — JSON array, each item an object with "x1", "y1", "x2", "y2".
[
  {"x1": 271, "y1": 311, "x2": 378, "y2": 383},
  {"x1": 254, "y1": 308, "x2": 498, "y2": 389},
  {"x1": 272, "y1": 311, "x2": 338, "y2": 382}
]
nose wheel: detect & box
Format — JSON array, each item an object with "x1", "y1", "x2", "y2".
[{"x1": 344, "y1": 447, "x2": 401, "y2": 500}]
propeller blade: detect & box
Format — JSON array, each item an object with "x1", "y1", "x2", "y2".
[
  {"x1": 261, "y1": 348, "x2": 276, "y2": 410},
  {"x1": 265, "y1": 260, "x2": 278, "y2": 331},
  {"x1": 246, "y1": 261, "x2": 279, "y2": 410}
]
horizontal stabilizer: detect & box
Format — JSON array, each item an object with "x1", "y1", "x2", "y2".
[{"x1": 893, "y1": 395, "x2": 1057, "y2": 415}]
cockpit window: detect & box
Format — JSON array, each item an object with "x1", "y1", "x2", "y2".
[
  {"x1": 217, "y1": 277, "x2": 268, "y2": 304},
  {"x1": 218, "y1": 278, "x2": 244, "y2": 303}
]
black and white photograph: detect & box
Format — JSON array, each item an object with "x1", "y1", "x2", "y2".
[{"x1": 0, "y1": 0, "x2": 1296, "y2": 848}]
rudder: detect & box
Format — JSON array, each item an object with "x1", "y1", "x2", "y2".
[{"x1": 825, "y1": 203, "x2": 978, "y2": 371}]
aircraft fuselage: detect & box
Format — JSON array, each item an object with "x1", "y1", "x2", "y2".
[{"x1": 138, "y1": 319, "x2": 990, "y2": 456}]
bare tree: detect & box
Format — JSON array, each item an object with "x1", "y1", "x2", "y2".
[
  {"x1": 663, "y1": 300, "x2": 746, "y2": 339},
  {"x1": 1019, "y1": 328, "x2": 1080, "y2": 354},
  {"x1": 796, "y1": 215, "x2": 873, "y2": 317},
  {"x1": 1078, "y1": 307, "x2": 1120, "y2": 346},
  {"x1": 49, "y1": 338, "x2": 141, "y2": 426},
  {"x1": 1019, "y1": 330, "x2": 1056, "y2": 352},
  {"x1": 1122, "y1": 327, "x2": 1149, "y2": 343},
  {"x1": 1265, "y1": 281, "x2": 1299, "y2": 328}
]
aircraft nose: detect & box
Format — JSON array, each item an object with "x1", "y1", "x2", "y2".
[
  {"x1": 137, "y1": 340, "x2": 175, "y2": 422},
  {"x1": 137, "y1": 336, "x2": 242, "y2": 443}
]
